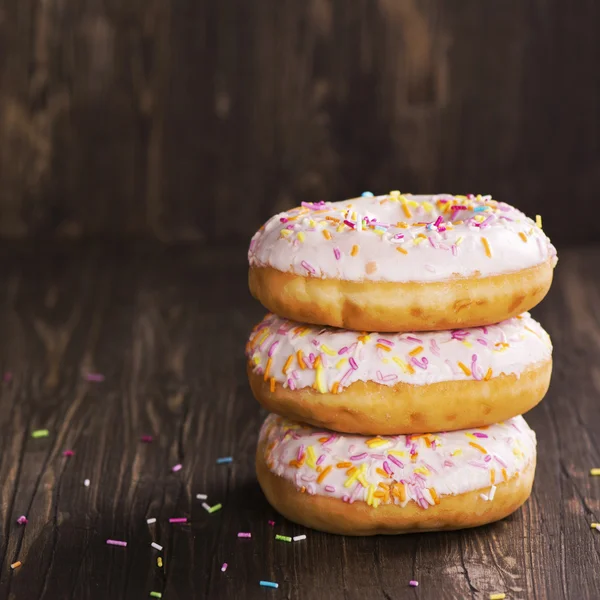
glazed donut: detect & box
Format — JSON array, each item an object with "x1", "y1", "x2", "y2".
[
  {"x1": 246, "y1": 312, "x2": 552, "y2": 435},
  {"x1": 248, "y1": 193, "x2": 557, "y2": 332},
  {"x1": 256, "y1": 413, "x2": 536, "y2": 535}
]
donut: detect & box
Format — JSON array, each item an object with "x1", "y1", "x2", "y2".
[
  {"x1": 256, "y1": 413, "x2": 536, "y2": 535},
  {"x1": 248, "y1": 192, "x2": 557, "y2": 332},
  {"x1": 246, "y1": 312, "x2": 552, "y2": 435}
]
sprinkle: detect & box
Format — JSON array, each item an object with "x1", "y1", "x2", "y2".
[
  {"x1": 3, "y1": 372, "x2": 12, "y2": 382},
  {"x1": 16, "y1": 515, "x2": 27, "y2": 525},
  {"x1": 361, "y1": 191, "x2": 374, "y2": 197},
  {"x1": 293, "y1": 534, "x2": 307, "y2": 541},
  {"x1": 408, "y1": 346, "x2": 423, "y2": 356},
  {"x1": 196, "y1": 494, "x2": 208, "y2": 501},
  {"x1": 333, "y1": 247, "x2": 341, "y2": 260},
  {"x1": 469, "y1": 442, "x2": 487, "y2": 454},
  {"x1": 268, "y1": 520, "x2": 275, "y2": 526},
  {"x1": 151, "y1": 542, "x2": 163, "y2": 551},
  {"x1": 535, "y1": 214, "x2": 542, "y2": 228},
  {"x1": 31, "y1": 429, "x2": 49, "y2": 439},
  {"x1": 275, "y1": 534, "x2": 292, "y2": 542},
  {"x1": 147, "y1": 518, "x2": 157, "y2": 524},
  {"x1": 396, "y1": 247, "x2": 408, "y2": 255},
  {"x1": 351, "y1": 245, "x2": 359, "y2": 257},
  {"x1": 322, "y1": 230, "x2": 331, "y2": 240},
  {"x1": 62, "y1": 450, "x2": 75, "y2": 457},
  {"x1": 297, "y1": 232, "x2": 305, "y2": 242},
  {"x1": 150, "y1": 593, "x2": 163, "y2": 599},
  {"x1": 457, "y1": 362, "x2": 472, "y2": 376},
  {"x1": 409, "y1": 580, "x2": 419, "y2": 587},
  {"x1": 490, "y1": 594, "x2": 506, "y2": 600},
  {"x1": 317, "y1": 465, "x2": 333, "y2": 483},
  {"x1": 260, "y1": 581, "x2": 279, "y2": 589},
  {"x1": 238, "y1": 532, "x2": 252, "y2": 538},
  {"x1": 591, "y1": 523, "x2": 599, "y2": 529},
  {"x1": 590, "y1": 468, "x2": 600, "y2": 476},
  {"x1": 169, "y1": 517, "x2": 188, "y2": 524},
  {"x1": 297, "y1": 350, "x2": 307, "y2": 369},
  {"x1": 172, "y1": 463, "x2": 182, "y2": 472},
  {"x1": 84, "y1": 479, "x2": 90, "y2": 487},
  {"x1": 85, "y1": 372, "x2": 105, "y2": 382},
  {"x1": 221, "y1": 563, "x2": 228, "y2": 572},
  {"x1": 301, "y1": 260, "x2": 316, "y2": 274},
  {"x1": 209, "y1": 503, "x2": 222, "y2": 513},
  {"x1": 202, "y1": 502, "x2": 211, "y2": 512},
  {"x1": 489, "y1": 485, "x2": 497, "y2": 500},
  {"x1": 106, "y1": 539, "x2": 127, "y2": 547},
  {"x1": 10, "y1": 561, "x2": 22, "y2": 569},
  {"x1": 519, "y1": 232, "x2": 528, "y2": 242},
  {"x1": 217, "y1": 456, "x2": 233, "y2": 464},
  {"x1": 481, "y1": 237, "x2": 492, "y2": 258}
]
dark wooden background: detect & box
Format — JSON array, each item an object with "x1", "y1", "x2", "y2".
[{"x1": 1, "y1": 0, "x2": 600, "y2": 244}]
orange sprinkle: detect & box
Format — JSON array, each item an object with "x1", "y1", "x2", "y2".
[
  {"x1": 378, "y1": 482, "x2": 390, "y2": 490},
  {"x1": 263, "y1": 358, "x2": 272, "y2": 381},
  {"x1": 331, "y1": 382, "x2": 340, "y2": 394},
  {"x1": 457, "y1": 362, "x2": 471, "y2": 376},
  {"x1": 300, "y1": 486, "x2": 306, "y2": 493},
  {"x1": 396, "y1": 247, "x2": 408, "y2": 254},
  {"x1": 484, "y1": 367, "x2": 493, "y2": 381},
  {"x1": 429, "y1": 488, "x2": 440, "y2": 505},
  {"x1": 490, "y1": 469, "x2": 496, "y2": 485},
  {"x1": 357, "y1": 334, "x2": 370, "y2": 343},
  {"x1": 407, "y1": 363, "x2": 416, "y2": 374},
  {"x1": 336, "y1": 462, "x2": 352, "y2": 468},
  {"x1": 270, "y1": 377, "x2": 275, "y2": 392},
  {"x1": 481, "y1": 237, "x2": 492, "y2": 258},
  {"x1": 313, "y1": 355, "x2": 321, "y2": 369},
  {"x1": 282, "y1": 355, "x2": 293, "y2": 374},
  {"x1": 351, "y1": 245, "x2": 359, "y2": 257},
  {"x1": 409, "y1": 346, "x2": 423, "y2": 356},
  {"x1": 318, "y1": 437, "x2": 329, "y2": 443},
  {"x1": 391, "y1": 482, "x2": 406, "y2": 502},
  {"x1": 416, "y1": 233, "x2": 427, "y2": 239},
  {"x1": 469, "y1": 441, "x2": 487, "y2": 454},
  {"x1": 376, "y1": 343, "x2": 391, "y2": 352},
  {"x1": 322, "y1": 230, "x2": 332, "y2": 240},
  {"x1": 317, "y1": 465, "x2": 333, "y2": 483},
  {"x1": 410, "y1": 453, "x2": 419, "y2": 462},
  {"x1": 502, "y1": 468, "x2": 508, "y2": 481},
  {"x1": 373, "y1": 491, "x2": 386, "y2": 499},
  {"x1": 326, "y1": 216, "x2": 340, "y2": 223},
  {"x1": 346, "y1": 466, "x2": 357, "y2": 476},
  {"x1": 297, "y1": 350, "x2": 306, "y2": 369},
  {"x1": 289, "y1": 459, "x2": 303, "y2": 468},
  {"x1": 376, "y1": 468, "x2": 389, "y2": 477},
  {"x1": 519, "y1": 232, "x2": 528, "y2": 242},
  {"x1": 395, "y1": 222, "x2": 408, "y2": 229},
  {"x1": 401, "y1": 204, "x2": 412, "y2": 218}
]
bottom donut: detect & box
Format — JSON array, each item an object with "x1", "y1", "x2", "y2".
[{"x1": 256, "y1": 414, "x2": 536, "y2": 535}]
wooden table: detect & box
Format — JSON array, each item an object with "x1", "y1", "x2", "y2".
[{"x1": 0, "y1": 243, "x2": 597, "y2": 600}]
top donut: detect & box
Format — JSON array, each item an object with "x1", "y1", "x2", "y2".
[{"x1": 248, "y1": 193, "x2": 558, "y2": 332}]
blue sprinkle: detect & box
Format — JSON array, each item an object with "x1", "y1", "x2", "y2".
[
  {"x1": 361, "y1": 191, "x2": 374, "y2": 197},
  {"x1": 473, "y1": 206, "x2": 488, "y2": 212},
  {"x1": 259, "y1": 581, "x2": 279, "y2": 589},
  {"x1": 216, "y1": 456, "x2": 233, "y2": 464}
]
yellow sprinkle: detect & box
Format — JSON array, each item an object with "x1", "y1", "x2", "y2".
[
  {"x1": 429, "y1": 488, "x2": 440, "y2": 504},
  {"x1": 322, "y1": 230, "x2": 331, "y2": 240},
  {"x1": 297, "y1": 232, "x2": 305, "y2": 242},
  {"x1": 536, "y1": 214, "x2": 542, "y2": 228},
  {"x1": 457, "y1": 362, "x2": 472, "y2": 376},
  {"x1": 422, "y1": 202, "x2": 433, "y2": 213},
  {"x1": 282, "y1": 355, "x2": 294, "y2": 374},
  {"x1": 484, "y1": 367, "x2": 493, "y2": 381},
  {"x1": 414, "y1": 466, "x2": 430, "y2": 476},
  {"x1": 462, "y1": 340, "x2": 473, "y2": 348},
  {"x1": 366, "y1": 484, "x2": 376, "y2": 506},
  {"x1": 366, "y1": 438, "x2": 389, "y2": 448},
  {"x1": 519, "y1": 231, "x2": 528, "y2": 242},
  {"x1": 357, "y1": 334, "x2": 371, "y2": 343},
  {"x1": 313, "y1": 355, "x2": 321, "y2": 369},
  {"x1": 502, "y1": 468, "x2": 508, "y2": 481},
  {"x1": 315, "y1": 364, "x2": 327, "y2": 393},
  {"x1": 469, "y1": 442, "x2": 488, "y2": 454},
  {"x1": 331, "y1": 381, "x2": 340, "y2": 394},
  {"x1": 590, "y1": 468, "x2": 600, "y2": 476},
  {"x1": 387, "y1": 450, "x2": 406, "y2": 458},
  {"x1": 451, "y1": 449, "x2": 463, "y2": 456},
  {"x1": 591, "y1": 523, "x2": 599, "y2": 529},
  {"x1": 408, "y1": 346, "x2": 423, "y2": 357},
  {"x1": 490, "y1": 594, "x2": 506, "y2": 600},
  {"x1": 396, "y1": 247, "x2": 408, "y2": 255},
  {"x1": 465, "y1": 433, "x2": 478, "y2": 441},
  {"x1": 321, "y1": 345, "x2": 336, "y2": 356},
  {"x1": 317, "y1": 465, "x2": 332, "y2": 483},
  {"x1": 481, "y1": 237, "x2": 492, "y2": 258},
  {"x1": 351, "y1": 245, "x2": 359, "y2": 257},
  {"x1": 252, "y1": 356, "x2": 260, "y2": 365},
  {"x1": 336, "y1": 358, "x2": 347, "y2": 369},
  {"x1": 280, "y1": 229, "x2": 291, "y2": 237},
  {"x1": 344, "y1": 464, "x2": 364, "y2": 487},
  {"x1": 392, "y1": 356, "x2": 409, "y2": 373},
  {"x1": 336, "y1": 224, "x2": 345, "y2": 232},
  {"x1": 157, "y1": 557, "x2": 163, "y2": 568},
  {"x1": 306, "y1": 446, "x2": 317, "y2": 469}
]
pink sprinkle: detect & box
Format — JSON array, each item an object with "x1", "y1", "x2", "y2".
[
  {"x1": 333, "y1": 248, "x2": 341, "y2": 260},
  {"x1": 473, "y1": 432, "x2": 488, "y2": 438},
  {"x1": 62, "y1": 450, "x2": 74, "y2": 457},
  {"x1": 106, "y1": 539, "x2": 127, "y2": 547},
  {"x1": 237, "y1": 532, "x2": 252, "y2": 538},
  {"x1": 428, "y1": 237, "x2": 437, "y2": 248},
  {"x1": 17, "y1": 515, "x2": 27, "y2": 525},
  {"x1": 288, "y1": 378, "x2": 296, "y2": 390},
  {"x1": 349, "y1": 357, "x2": 358, "y2": 370},
  {"x1": 388, "y1": 455, "x2": 404, "y2": 469},
  {"x1": 430, "y1": 339, "x2": 440, "y2": 356},
  {"x1": 268, "y1": 341, "x2": 279, "y2": 357},
  {"x1": 484, "y1": 455, "x2": 492, "y2": 462},
  {"x1": 141, "y1": 435, "x2": 153, "y2": 443},
  {"x1": 221, "y1": 562, "x2": 228, "y2": 572},
  {"x1": 409, "y1": 580, "x2": 419, "y2": 587},
  {"x1": 3, "y1": 372, "x2": 12, "y2": 382},
  {"x1": 268, "y1": 520, "x2": 275, "y2": 526},
  {"x1": 325, "y1": 485, "x2": 336, "y2": 493},
  {"x1": 343, "y1": 219, "x2": 355, "y2": 229},
  {"x1": 406, "y1": 336, "x2": 423, "y2": 344},
  {"x1": 169, "y1": 517, "x2": 188, "y2": 523},
  {"x1": 297, "y1": 445, "x2": 305, "y2": 461},
  {"x1": 377, "y1": 338, "x2": 394, "y2": 347},
  {"x1": 451, "y1": 244, "x2": 458, "y2": 256},
  {"x1": 383, "y1": 461, "x2": 393, "y2": 476},
  {"x1": 411, "y1": 357, "x2": 429, "y2": 370},
  {"x1": 338, "y1": 346, "x2": 348, "y2": 355},
  {"x1": 172, "y1": 464, "x2": 182, "y2": 472},
  {"x1": 85, "y1": 373, "x2": 105, "y2": 382},
  {"x1": 279, "y1": 217, "x2": 288, "y2": 223},
  {"x1": 350, "y1": 453, "x2": 368, "y2": 461},
  {"x1": 476, "y1": 338, "x2": 488, "y2": 346},
  {"x1": 494, "y1": 455, "x2": 508, "y2": 468},
  {"x1": 322, "y1": 434, "x2": 337, "y2": 446},
  {"x1": 301, "y1": 261, "x2": 316, "y2": 274},
  {"x1": 316, "y1": 454, "x2": 326, "y2": 466}
]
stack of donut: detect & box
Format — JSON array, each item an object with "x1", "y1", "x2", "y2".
[{"x1": 247, "y1": 192, "x2": 557, "y2": 535}]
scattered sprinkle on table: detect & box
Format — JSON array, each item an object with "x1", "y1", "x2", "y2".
[
  {"x1": 238, "y1": 532, "x2": 252, "y2": 538},
  {"x1": 221, "y1": 563, "x2": 228, "y2": 572},
  {"x1": 106, "y1": 539, "x2": 127, "y2": 547},
  {"x1": 17, "y1": 515, "x2": 27, "y2": 525},
  {"x1": 157, "y1": 557, "x2": 163, "y2": 568},
  {"x1": 151, "y1": 542, "x2": 163, "y2": 551},
  {"x1": 141, "y1": 435, "x2": 153, "y2": 443},
  {"x1": 84, "y1": 479, "x2": 90, "y2": 487},
  {"x1": 409, "y1": 580, "x2": 419, "y2": 587},
  {"x1": 149, "y1": 592, "x2": 162, "y2": 599},
  {"x1": 3, "y1": 372, "x2": 12, "y2": 382},
  {"x1": 293, "y1": 535, "x2": 306, "y2": 542},
  {"x1": 171, "y1": 463, "x2": 182, "y2": 472},
  {"x1": 85, "y1": 373, "x2": 105, "y2": 382},
  {"x1": 147, "y1": 518, "x2": 157, "y2": 525},
  {"x1": 216, "y1": 456, "x2": 233, "y2": 464},
  {"x1": 169, "y1": 517, "x2": 187, "y2": 524},
  {"x1": 208, "y1": 503, "x2": 222, "y2": 514},
  {"x1": 10, "y1": 561, "x2": 22, "y2": 570},
  {"x1": 590, "y1": 468, "x2": 600, "y2": 476},
  {"x1": 490, "y1": 594, "x2": 506, "y2": 600},
  {"x1": 202, "y1": 502, "x2": 211, "y2": 512},
  {"x1": 259, "y1": 581, "x2": 279, "y2": 589},
  {"x1": 31, "y1": 429, "x2": 49, "y2": 439},
  {"x1": 196, "y1": 493, "x2": 208, "y2": 500},
  {"x1": 275, "y1": 534, "x2": 292, "y2": 543},
  {"x1": 62, "y1": 450, "x2": 74, "y2": 457},
  {"x1": 268, "y1": 520, "x2": 275, "y2": 526}
]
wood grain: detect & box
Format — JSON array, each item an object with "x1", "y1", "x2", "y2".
[
  {"x1": 1, "y1": 1, "x2": 600, "y2": 243},
  {"x1": 0, "y1": 242, "x2": 595, "y2": 599}
]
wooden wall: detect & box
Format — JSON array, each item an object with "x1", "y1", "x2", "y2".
[{"x1": 0, "y1": 0, "x2": 599, "y2": 244}]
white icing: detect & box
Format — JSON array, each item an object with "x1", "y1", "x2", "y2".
[
  {"x1": 259, "y1": 413, "x2": 536, "y2": 508},
  {"x1": 248, "y1": 193, "x2": 558, "y2": 283},
  {"x1": 247, "y1": 312, "x2": 552, "y2": 391}
]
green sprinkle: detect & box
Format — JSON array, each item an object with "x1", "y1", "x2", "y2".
[
  {"x1": 150, "y1": 593, "x2": 162, "y2": 599},
  {"x1": 275, "y1": 534, "x2": 292, "y2": 542},
  {"x1": 31, "y1": 429, "x2": 49, "y2": 438},
  {"x1": 208, "y1": 503, "x2": 222, "y2": 514}
]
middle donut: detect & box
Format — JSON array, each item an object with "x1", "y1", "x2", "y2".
[{"x1": 246, "y1": 312, "x2": 552, "y2": 435}]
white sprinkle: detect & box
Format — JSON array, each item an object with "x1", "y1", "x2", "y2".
[
  {"x1": 196, "y1": 493, "x2": 208, "y2": 500},
  {"x1": 151, "y1": 542, "x2": 163, "y2": 551},
  {"x1": 147, "y1": 518, "x2": 157, "y2": 525},
  {"x1": 202, "y1": 502, "x2": 211, "y2": 512},
  {"x1": 293, "y1": 535, "x2": 307, "y2": 542},
  {"x1": 489, "y1": 485, "x2": 497, "y2": 501},
  {"x1": 480, "y1": 493, "x2": 489, "y2": 501},
  {"x1": 84, "y1": 479, "x2": 90, "y2": 487}
]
